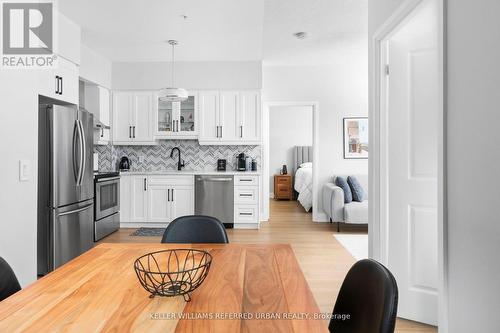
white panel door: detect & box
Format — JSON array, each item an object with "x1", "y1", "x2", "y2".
[
  {"x1": 132, "y1": 92, "x2": 153, "y2": 142},
  {"x1": 239, "y1": 91, "x2": 261, "y2": 143},
  {"x1": 198, "y1": 91, "x2": 220, "y2": 142},
  {"x1": 112, "y1": 92, "x2": 133, "y2": 142},
  {"x1": 384, "y1": 0, "x2": 439, "y2": 325},
  {"x1": 147, "y1": 184, "x2": 170, "y2": 223},
  {"x1": 219, "y1": 91, "x2": 239, "y2": 142},
  {"x1": 130, "y1": 176, "x2": 148, "y2": 222},
  {"x1": 169, "y1": 185, "x2": 194, "y2": 221}
]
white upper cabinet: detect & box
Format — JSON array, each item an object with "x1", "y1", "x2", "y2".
[
  {"x1": 219, "y1": 91, "x2": 240, "y2": 142},
  {"x1": 132, "y1": 92, "x2": 154, "y2": 142},
  {"x1": 198, "y1": 91, "x2": 220, "y2": 142},
  {"x1": 154, "y1": 91, "x2": 198, "y2": 139},
  {"x1": 113, "y1": 91, "x2": 155, "y2": 145},
  {"x1": 38, "y1": 57, "x2": 79, "y2": 105},
  {"x1": 239, "y1": 91, "x2": 261, "y2": 143},
  {"x1": 85, "y1": 85, "x2": 111, "y2": 145},
  {"x1": 199, "y1": 90, "x2": 262, "y2": 145}
]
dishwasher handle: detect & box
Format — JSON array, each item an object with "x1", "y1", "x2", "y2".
[{"x1": 196, "y1": 177, "x2": 233, "y2": 182}]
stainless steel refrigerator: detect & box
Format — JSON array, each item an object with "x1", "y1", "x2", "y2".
[{"x1": 37, "y1": 102, "x2": 94, "y2": 275}]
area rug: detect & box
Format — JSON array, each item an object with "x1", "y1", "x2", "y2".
[
  {"x1": 130, "y1": 228, "x2": 166, "y2": 237},
  {"x1": 333, "y1": 234, "x2": 369, "y2": 260}
]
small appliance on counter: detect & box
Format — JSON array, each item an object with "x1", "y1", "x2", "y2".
[
  {"x1": 236, "y1": 153, "x2": 247, "y2": 171},
  {"x1": 217, "y1": 159, "x2": 227, "y2": 171},
  {"x1": 251, "y1": 159, "x2": 258, "y2": 171},
  {"x1": 119, "y1": 156, "x2": 130, "y2": 171}
]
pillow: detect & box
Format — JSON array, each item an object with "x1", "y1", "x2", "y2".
[
  {"x1": 335, "y1": 177, "x2": 352, "y2": 203},
  {"x1": 348, "y1": 176, "x2": 364, "y2": 202},
  {"x1": 300, "y1": 162, "x2": 312, "y2": 168}
]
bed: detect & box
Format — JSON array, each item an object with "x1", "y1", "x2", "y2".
[{"x1": 293, "y1": 146, "x2": 313, "y2": 212}]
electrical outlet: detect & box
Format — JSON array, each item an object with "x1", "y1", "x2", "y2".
[{"x1": 138, "y1": 155, "x2": 145, "y2": 163}]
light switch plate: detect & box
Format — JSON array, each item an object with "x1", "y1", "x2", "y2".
[{"x1": 19, "y1": 160, "x2": 30, "y2": 181}]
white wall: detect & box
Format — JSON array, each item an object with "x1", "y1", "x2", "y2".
[
  {"x1": 446, "y1": 1, "x2": 500, "y2": 331},
  {"x1": 263, "y1": 57, "x2": 368, "y2": 219},
  {"x1": 0, "y1": 72, "x2": 38, "y2": 286},
  {"x1": 369, "y1": 0, "x2": 500, "y2": 331},
  {"x1": 112, "y1": 61, "x2": 262, "y2": 90},
  {"x1": 269, "y1": 106, "x2": 313, "y2": 191},
  {"x1": 80, "y1": 44, "x2": 112, "y2": 88}
]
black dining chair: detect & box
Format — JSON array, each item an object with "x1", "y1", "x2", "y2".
[
  {"x1": 329, "y1": 259, "x2": 398, "y2": 333},
  {"x1": 161, "y1": 215, "x2": 229, "y2": 244},
  {"x1": 0, "y1": 257, "x2": 21, "y2": 302}
]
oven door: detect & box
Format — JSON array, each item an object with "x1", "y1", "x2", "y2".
[{"x1": 95, "y1": 177, "x2": 120, "y2": 220}]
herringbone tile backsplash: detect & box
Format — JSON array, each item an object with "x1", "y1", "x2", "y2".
[{"x1": 94, "y1": 141, "x2": 261, "y2": 172}]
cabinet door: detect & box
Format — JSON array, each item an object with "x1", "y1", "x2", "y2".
[
  {"x1": 113, "y1": 92, "x2": 133, "y2": 142},
  {"x1": 198, "y1": 91, "x2": 219, "y2": 142},
  {"x1": 219, "y1": 91, "x2": 240, "y2": 142},
  {"x1": 147, "y1": 184, "x2": 170, "y2": 223},
  {"x1": 119, "y1": 177, "x2": 131, "y2": 222},
  {"x1": 155, "y1": 92, "x2": 174, "y2": 136},
  {"x1": 130, "y1": 176, "x2": 148, "y2": 222},
  {"x1": 179, "y1": 94, "x2": 197, "y2": 135},
  {"x1": 240, "y1": 91, "x2": 261, "y2": 143},
  {"x1": 58, "y1": 58, "x2": 79, "y2": 104},
  {"x1": 170, "y1": 185, "x2": 194, "y2": 221},
  {"x1": 132, "y1": 92, "x2": 153, "y2": 142}
]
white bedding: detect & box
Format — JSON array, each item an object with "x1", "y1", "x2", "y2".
[{"x1": 294, "y1": 166, "x2": 313, "y2": 211}]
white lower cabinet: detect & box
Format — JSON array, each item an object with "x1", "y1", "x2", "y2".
[
  {"x1": 234, "y1": 175, "x2": 260, "y2": 229},
  {"x1": 120, "y1": 173, "x2": 259, "y2": 228},
  {"x1": 120, "y1": 175, "x2": 194, "y2": 226},
  {"x1": 130, "y1": 176, "x2": 148, "y2": 222}
]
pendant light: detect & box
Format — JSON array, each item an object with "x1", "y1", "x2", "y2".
[{"x1": 159, "y1": 40, "x2": 188, "y2": 102}]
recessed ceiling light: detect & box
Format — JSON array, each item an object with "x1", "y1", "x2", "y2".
[{"x1": 293, "y1": 32, "x2": 308, "y2": 40}]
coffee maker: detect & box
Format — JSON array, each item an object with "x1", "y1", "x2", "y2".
[{"x1": 236, "y1": 153, "x2": 247, "y2": 171}]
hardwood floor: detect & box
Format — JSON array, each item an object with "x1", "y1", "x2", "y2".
[{"x1": 101, "y1": 200, "x2": 437, "y2": 333}]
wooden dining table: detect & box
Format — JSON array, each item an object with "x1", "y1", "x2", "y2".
[{"x1": 0, "y1": 243, "x2": 329, "y2": 332}]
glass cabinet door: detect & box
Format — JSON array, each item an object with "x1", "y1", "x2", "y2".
[
  {"x1": 158, "y1": 99, "x2": 173, "y2": 133},
  {"x1": 179, "y1": 95, "x2": 195, "y2": 133}
]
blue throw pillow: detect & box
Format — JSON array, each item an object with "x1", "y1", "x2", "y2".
[
  {"x1": 348, "y1": 176, "x2": 364, "y2": 202},
  {"x1": 335, "y1": 177, "x2": 352, "y2": 203}
]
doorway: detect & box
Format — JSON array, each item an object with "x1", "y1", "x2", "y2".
[
  {"x1": 371, "y1": 0, "x2": 445, "y2": 328},
  {"x1": 262, "y1": 102, "x2": 319, "y2": 222}
]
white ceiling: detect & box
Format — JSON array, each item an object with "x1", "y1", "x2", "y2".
[
  {"x1": 263, "y1": 0, "x2": 368, "y2": 65},
  {"x1": 59, "y1": 0, "x2": 367, "y2": 65}
]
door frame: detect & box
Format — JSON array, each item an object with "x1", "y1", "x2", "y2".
[
  {"x1": 261, "y1": 101, "x2": 320, "y2": 222},
  {"x1": 370, "y1": 0, "x2": 447, "y2": 330}
]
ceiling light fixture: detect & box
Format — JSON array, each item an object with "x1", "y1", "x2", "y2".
[
  {"x1": 159, "y1": 40, "x2": 188, "y2": 102},
  {"x1": 293, "y1": 32, "x2": 308, "y2": 40}
]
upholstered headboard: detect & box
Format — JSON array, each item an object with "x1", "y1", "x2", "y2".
[{"x1": 293, "y1": 146, "x2": 313, "y2": 174}]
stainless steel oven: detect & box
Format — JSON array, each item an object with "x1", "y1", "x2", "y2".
[{"x1": 94, "y1": 172, "x2": 120, "y2": 240}]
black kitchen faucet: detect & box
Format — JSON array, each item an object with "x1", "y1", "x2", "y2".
[{"x1": 170, "y1": 147, "x2": 185, "y2": 171}]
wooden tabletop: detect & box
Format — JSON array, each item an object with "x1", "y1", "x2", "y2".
[{"x1": 0, "y1": 243, "x2": 328, "y2": 333}]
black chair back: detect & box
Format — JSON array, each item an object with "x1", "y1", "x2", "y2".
[
  {"x1": 161, "y1": 215, "x2": 229, "y2": 244},
  {"x1": 0, "y1": 257, "x2": 21, "y2": 302},
  {"x1": 329, "y1": 259, "x2": 398, "y2": 333}
]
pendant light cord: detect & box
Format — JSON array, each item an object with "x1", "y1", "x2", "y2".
[{"x1": 171, "y1": 43, "x2": 175, "y2": 87}]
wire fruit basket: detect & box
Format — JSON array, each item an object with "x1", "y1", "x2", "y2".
[{"x1": 134, "y1": 249, "x2": 212, "y2": 302}]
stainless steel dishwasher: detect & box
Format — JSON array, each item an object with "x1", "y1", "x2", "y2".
[{"x1": 195, "y1": 175, "x2": 234, "y2": 228}]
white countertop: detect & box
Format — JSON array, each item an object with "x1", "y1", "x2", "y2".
[{"x1": 119, "y1": 170, "x2": 261, "y2": 176}]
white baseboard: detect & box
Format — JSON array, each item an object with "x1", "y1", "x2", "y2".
[{"x1": 234, "y1": 223, "x2": 260, "y2": 229}]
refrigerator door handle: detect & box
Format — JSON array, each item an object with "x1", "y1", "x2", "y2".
[
  {"x1": 58, "y1": 203, "x2": 93, "y2": 217},
  {"x1": 78, "y1": 119, "x2": 86, "y2": 186},
  {"x1": 75, "y1": 119, "x2": 84, "y2": 186},
  {"x1": 72, "y1": 120, "x2": 79, "y2": 183}
]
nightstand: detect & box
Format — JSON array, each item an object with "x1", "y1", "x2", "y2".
[{"x1": 274, "y1": 174, "x2": 293, "y2": 200}]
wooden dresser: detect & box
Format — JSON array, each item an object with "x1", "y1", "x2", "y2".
[{"x1": 274, "y1": 174, "x2": 293, "y2": 200}]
